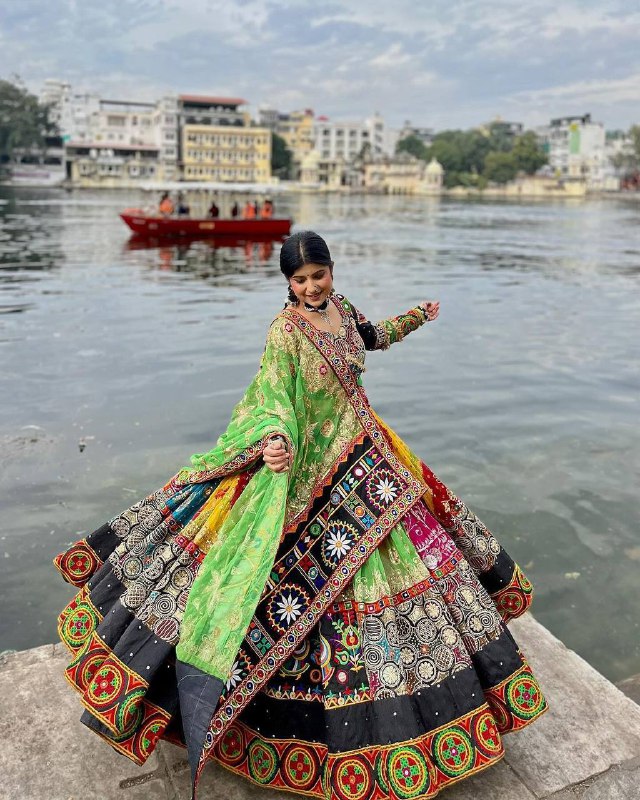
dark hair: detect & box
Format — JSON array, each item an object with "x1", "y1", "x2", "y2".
[{"x1": 280, "y1": 231, "x2": 333, "y2": 278}]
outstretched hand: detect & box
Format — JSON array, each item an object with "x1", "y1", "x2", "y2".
[{"x1": 420, "y1": 300, "x2": 440, "y2": 321}]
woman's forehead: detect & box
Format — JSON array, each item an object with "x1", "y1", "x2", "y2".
[{"x1": 291, "y1": 263, "x2": 328, "y2": 277}]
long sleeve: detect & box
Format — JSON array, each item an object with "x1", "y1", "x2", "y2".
[{"x1": 345, "y1": 298, "x2": 428, "y2": 351}]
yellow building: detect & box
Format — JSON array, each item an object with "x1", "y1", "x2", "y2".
[
  {"x1": 363, "y1": 154, "x2": 444, "y2": 195},
  {"x1": 277, "y1": 109, "x2": 315, "y2": 175},
  {"x1": 179, "y1": 95, "x2": 271, "y2": 183}
]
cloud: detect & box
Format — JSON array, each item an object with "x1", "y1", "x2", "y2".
[
  {"x1": 511, "y1": 73, "x2": 640, "y2": 109},
  {"x1": 1, "y1": 0, "x2": 639, "y2": 129},
  {"x1": 369, "y1": 43, "x2": 412, "y2": 69}
]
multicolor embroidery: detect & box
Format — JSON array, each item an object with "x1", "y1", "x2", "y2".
[
  {"x1": 54, "y1": 540, "x2": 102, "y2": 586},
  {"x1": 208, "y1": 686, "x2": 545, "y2": 800},
  {"x1": 491, "y1": 564, "x2": 534, "y2": 622}
]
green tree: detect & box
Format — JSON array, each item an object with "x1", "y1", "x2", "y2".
[
  {"x1": 396, "y1": 134, "x2": 428, "y2": 160},
  {"x1": 0, "y1": 78, "x2": 57, "y2": 160},
  {"x1": 425, "y1": 136, "x2": 463, "y2": 171},
  {"x1": 458, "y1": 130, "x2": 491, "y2": 174},
  {"x1": 423, "y1": 130, "x2": 491, "y2": 185},
  {"x1": 271, "y1": 132, "x2": 292, "y2": 178},
  {"x1": 485, "y1": 121, "x2": 516, "y2": 153},
  {"x1": 511, "y1": 131, "x2": 547, "y2": 174},
  {"x1": 484, "y1": 151, "x2": 518, "y2": 184}
]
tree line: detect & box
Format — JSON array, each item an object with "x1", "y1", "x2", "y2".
[{"x1": 397, "y1": 123, "x2": 548, "y2": 187}]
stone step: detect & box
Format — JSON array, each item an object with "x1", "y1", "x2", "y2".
[{"x1": 1, "y1": 615, "x2": 639, "y2": 799}]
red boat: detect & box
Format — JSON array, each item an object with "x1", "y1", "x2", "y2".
[{"x1": 120, "y1": 208, "x2": 291, "y2": 238}]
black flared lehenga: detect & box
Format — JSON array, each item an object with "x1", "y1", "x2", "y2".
[{"x1": 55, "y1": 294, "x2": 546, "y2": 799}]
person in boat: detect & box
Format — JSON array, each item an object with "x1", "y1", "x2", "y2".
[
  {"x1": 207, "y1": 200, "x2": 220, "y2": 219},
  {"x1": 253, "y1": 200, "x2": 260, "y2": 217},
  {"x1": 260, "y1": 198, "x2": 273, "y2": 219},
  {"x1": 54, "y1": 230, "x2": 546, "y2": 798},
  {"x1": 242, "y1": 200, "x2": 256, "y2": 219},
  {"x1": 159, "y1": 191, "x2": 174, "y2": 217},
  {"x1": 231, "y1": 201, "x2": 239, "y2": 218},
  {"x1": 176, "y1": 192, "x2": 191, "y2": 217}
]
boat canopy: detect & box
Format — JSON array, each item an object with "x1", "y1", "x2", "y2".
[{"x1": 137, "y1": 180, "x2": 290, "y2": 194}]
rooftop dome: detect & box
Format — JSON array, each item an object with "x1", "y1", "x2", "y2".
[{"x1": 425, "y1": 157, "x2": 444, "y2": 174}]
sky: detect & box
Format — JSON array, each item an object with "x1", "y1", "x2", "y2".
[{"x1": 1, "y1": 0, "x2": 639, "y2": 131}]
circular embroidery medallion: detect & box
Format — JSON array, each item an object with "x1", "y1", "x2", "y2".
[
  {"x1": 218, "y1": 724, "x2": 245, "y2": 766},
  {"x1": 87, "y1": 664, "x2": 124, "y2": 708},
  {"x1": 282, "y1": 744, "x2": 320, "y2": 791},
  {"x1": 62, "y1": 605, "x2": 97, "y2": 647},
  {"x1": 78, "y1": 651, "x2": 103, "y2": 690},
  {"x1": 61, "y1": 545, "x2": 98, "y2": 583},
  {"x1": 433, "y1": 727, "x2": 474, "y2": 778},
  {"x1": 248, "y1": 739, "x2": 279, "y2": 784},
  {"x1": 331, "y1": 755, "x2": 373, "y2": 800},
  {"x1": 497, "y1": 590, "x2": 525, "y2": 618},
  {"x1": 507, "y1": 674, "x2": 545, "y2": 719},
  {"x1": 386, "y1": 746, "x2": 430, "y2": 798},
  {"x1": 473, "y1": 710, "x2": 503, "y2": 757}
]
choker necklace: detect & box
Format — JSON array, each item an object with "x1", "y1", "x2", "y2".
[
  {"x1": 303, "y1": 297, "x2": 330, "y2": 312},
  {"x1": 304, "y1": 296, "x2": 331, "y2": 326}
]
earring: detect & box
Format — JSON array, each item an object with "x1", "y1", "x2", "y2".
[{"x1": 287, "y1": 285, "x2": 298, "y2": 305}]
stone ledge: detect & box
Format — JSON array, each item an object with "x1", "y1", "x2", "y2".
[{"x1": 1, "y1": 615, "x2": 639, "y2": 799}]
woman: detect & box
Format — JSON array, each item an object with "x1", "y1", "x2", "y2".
[{"x1": 55, "y1": 231, "x2": 546, "y2": 799}]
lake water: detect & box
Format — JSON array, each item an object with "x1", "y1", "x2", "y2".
[{"x1": 1, "y1": 187, "x2": 638, "y2": 683}]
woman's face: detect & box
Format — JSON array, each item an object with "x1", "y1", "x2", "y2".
[{"x1": 289, "y1": 262, "x2": 333, "y2": 307}]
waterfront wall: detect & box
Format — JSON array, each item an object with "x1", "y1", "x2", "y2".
[{"x1": 2, "y1": 615, "x2": 640, "y2": 799}]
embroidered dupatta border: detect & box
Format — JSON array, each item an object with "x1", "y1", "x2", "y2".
[{"x1": 198, "y1": 300, "x2": 427, "y2": 777}]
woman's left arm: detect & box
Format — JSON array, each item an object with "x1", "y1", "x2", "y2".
[{"x1": 348, "y1": 299, "x2": 440, "y2": 351}]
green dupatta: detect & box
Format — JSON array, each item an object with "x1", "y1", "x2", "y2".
[{"x1": 175, "y1": 317, "x2": 300, "y2": 678}]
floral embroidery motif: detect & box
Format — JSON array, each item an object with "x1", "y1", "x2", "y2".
[
  {"x1": 267, "y1": 584, "x2": 310, "y2": 633},
  {"x1": 322, "y1": 521, "x2": 358, "y2": 566},
  {"x1": 365, "y1": 469, "x2": 400, "y2": 511}
]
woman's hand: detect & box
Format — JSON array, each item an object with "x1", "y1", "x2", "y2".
[
  {"x1": 420, "y1": 300, "x2": 440, "y2": 321},
  {"x1": 263, "y1": 437, "x2": 290, "y2": 473}
]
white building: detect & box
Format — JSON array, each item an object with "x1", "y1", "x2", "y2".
[
  {"x1": 40, "y1": 80, "x2": 180, "y2": 185},
  {"x1": 313, "y1": 113, "x2": 387, "y2": 163},
  {"x1": 537, "y1": 114, "x2": 606, "y2": 189},
  {"x1": 40, "y1": 79, "x2": 100, "y2": 142}
]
